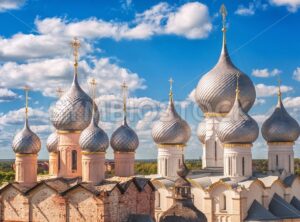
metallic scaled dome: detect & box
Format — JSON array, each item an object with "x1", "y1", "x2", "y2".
[
  {"x1": 79, "y1": 108, "x2": 109, "y2": 152},
  {"x1": 46, "y1": 131, "x2": 58, "y2": 153},
  {"x1": 12, "y1": 120, "x2": 41, "y2": 154},
  {"x1": 197, "y1": 120, "x2": 206, "y2": 144},
  {"x1": 110, "y1": 118, "x2": 139, "y2": 152},
  {"x1": 262, "y1": 93, "x2": 300, "y2": 142},
  {"x1": 195, "y1": 33, "x2": 255, "y2": 114},
  {"x1": 217, "y1": 92, "x2": 259, "y2": 144},
  {"x1": 152, "y1": 99, "x2": 191, "y2": 145},
  {"x1": 50, "y1": 74, "x2": 99, "y2": 131}
]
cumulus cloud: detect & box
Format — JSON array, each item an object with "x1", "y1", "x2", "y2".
[
  {"x1": 235, "y1": 4, "x2": 256, "y2": 16},
  {"x1": 166, "y1": 2, "x2": 212, "y2": 39},
  {"x1": 0, "y1": 88, "x2": 19, "y2": 102},
  {"x1": 283, "y1": 96, "x2": 300, "y2": 108},
  {"x1": 0, "y1": 2, "x2": 212, "y2": 61},
  {"x1": 252, "y1": 68, "x2": 281, "y2": 77},
  {"x1": 0, "y1": 0, "x2": 25, "y2": 12},
  {"x1": 270, "y1": 0, "x2": 300, "y2": 12},
  {"x1": 255, "y1": 83, "x2": 293, "y2": 97},
  {"x1": 293, "y1": 67, "x2": 300, "y2": 81},
  {"x1": 0, "y1": 57, "x2": 145, "y2": 97}
]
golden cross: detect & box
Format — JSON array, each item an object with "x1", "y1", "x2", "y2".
[
  {"x1": 71, "y1": 37, "x2": 80, "y2": 72},
  {"x1": 220, "y1": 4, "x2": 227, "y2": 30},
  {"x1": 277, "y1": 76, "x2": 282, "y2": 98},
  {"x1": 89, "y1": 78, "x2": 97, "y2": 100},
  {"x1": 24, "y1": 85, "x2": 30, "y2": 119},
  {"x1": 121, "y1": 81, "x2": 128, "y2": 114}
]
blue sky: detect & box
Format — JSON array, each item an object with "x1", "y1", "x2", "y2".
[{"x1": 0, "y1": 0, "x2": 300, "y2": 159}]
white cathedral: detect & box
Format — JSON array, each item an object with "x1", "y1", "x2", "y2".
[{"x1": 150, "y1": 5, "x2": 300, "y2": 222}]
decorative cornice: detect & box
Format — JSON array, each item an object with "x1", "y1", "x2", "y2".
[
  {"x1": 223, "y1": 143, "x2": 252, "y2": 148},
  {"x1": 81, "y1": 151, "x2": 105, "y2": 155},
  {"x1": 16, "y1": 153, "x2": 37, "y2": 157},
  {"x1": 204, "y1": 112, "x2": 228, "y2": 118},
  {"x1": 114, "y1": 151, "x2": 135, "y2": 154},
  {"x1": 267, "y1": 142, "x2": 295, "y2": 146},
  {"x1": 157, "y1": 144, "x2": 186, "y2": 148},
  {"x1": 57, "y1": 130, "x2": 81, "y2": 134}
]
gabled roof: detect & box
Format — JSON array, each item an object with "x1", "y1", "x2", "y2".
[
  {"x1": 245, "y1": 200, "x2": 278, "y2": 221},
  {"x1": 283, "y1": 174, "x2": 298, "y2": 187},
  {"x1": 269, "y1": 193, "x2": 300, "y2": 219}
]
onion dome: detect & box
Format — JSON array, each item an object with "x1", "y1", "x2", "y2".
[
  {"x1": 195, "y1": 6, "x2": 255, "y2": 115},
  {"x1": 262, "y1": 84, "x2": 300, "y2": 142},
  {"x1": 197, "y1": 120, "x2": 206, "y2": 144},
  {"x1": 12, "y1": 88, "x2": 41, "y2": 154},
  {"x1": 110, "y1": 81, "x2": 139, "y2": 152},
  {"x1": 159, "y1": 155, "x2": 207, "y2": 222},
  {"x1": 217, "y1": 75, "x2": 259, "y2": 144},
  {"x1": 79, "y1": 105, "x2": 109, "y2": 152},
  {"x1": 50, "y1": 38, "x2": 99, "y2": 131},
  {"x1": 152, "y1": 78, "x2": 191, "y2": 145},
  {"x1": 47, "y1": 132, "x2": 58, "y2": 153}
]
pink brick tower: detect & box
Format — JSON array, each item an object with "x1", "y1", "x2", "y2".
[
  {"x1": 111, "y1": 81, "x2": 139, "y2": 177},
  {"x1": 12, "y1": 86, "x2": 41, "y2": 187},
  {"x1": 79, "y1": 79, "x2": 109, "y2": 184},
  {"x1": 46, "y1": 131, "x2": 59, "y2": 176},
  {"x1": 50, "y1": 38, "x2": 99, "y2": 178}
]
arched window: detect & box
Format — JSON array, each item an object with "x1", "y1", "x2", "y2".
[
  {"x1": 220, "y1": 194, "x2": 227, "y2": 211},
  {"x1": 72, "y1": 150, "x2": 77, "y2": 171},
  {"x1": 242, "y1": 157, "x2": 245, "y2": 176},
  {"x1": 165, "y1": 159, "x2": 167, "y2": 176},
  {"x1": 214, "y1": 141, "x2": 217, "y2": 161},
  {"x1": 289, "y1": 155, "x2": 291, "y2": 173},
  {"x1": 155, "y1": 192, "x2": 160, "y2": 208},
  {"x1": 57, "y1": 152, "x2": 60, "y2": 170},
  {"x1": 276, "y1": 155, "x2": 279, "y2": 168}
]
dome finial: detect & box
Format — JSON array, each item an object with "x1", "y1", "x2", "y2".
[
  {"x1": 121, "y1": 81, "x2": 128, "y2": 124},
  {"x1": 24, "y1": 85, "x2": 30, "y2": 126},
  {"x1": 71, "y1": 37, "x2": 80, "y2": 78},
  {"x1": 235, "y1": 72, "x2": 240, "y2": 100},
  {"x1": 220, "y1": 4, "x2": 227, "y2": 45},
  {"x1": 169, "y1": 77, "x2": 174, "y2": 102},
  {"x1": 277, "y1": 76, "x2": 282, "y2": 104}
]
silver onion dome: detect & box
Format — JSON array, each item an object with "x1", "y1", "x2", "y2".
[
  {"x1": 79, "y1": 106, "x2": 109, "y2": 152},
  {"x1": 262, "y1": 91, "x2": 300, "y2": 142},
  {"x1": 195, "y1": 21, "x2": 255, "y2": 114},
  {"x1": 12, "y1": 119, "x2": 41, "y2": 154},
  {"x1": 197, "y1": 120, "x2": 206, "y2": 144},
  {"x1": 217, "y1": 87, "x2": 259, "y2": 144},
  {"x1": 46, "y1": 132, "x2": 58, "y2": 153},
  {"x1": 110, "y1": 118, "x2": 139, "y2": 152},
  {"x1": 152, "y1": 100, "x2": 191, "y2": 145},
  {"x1": 50, "y1": 74, "x2": 99, "y2": 131}
]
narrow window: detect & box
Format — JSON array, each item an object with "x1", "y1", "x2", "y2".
[
  {"x1": 289, "y1": 155, "x2": 291, "y2": 173},
  {"x1": 155, "y1": 192, "x2": 160, "y2": 208},
  {"x1": 220, "y1": 194, "x2": 227, "y2": 210},
  {"x1": 165, "y1": 159, "x2": 167, "y2": 176},
  {"x1": 242, "y1": 157, "x2": 245, "y2": 176},
  {"x1": 57, "y1": 152, "x2": 60, "y2": 170},
  {"x1": 276, "y1": 155, "x2": 279, "y2": 168},
  {"x1": 72, "y1": 150, "x2": 77, "y2": 171},
  {"x1": 178, "y1": 158, "x2": 181, "y2": 168},
  {"x1": 215, "y1": 141, "x2": 217, "y2": 161}
]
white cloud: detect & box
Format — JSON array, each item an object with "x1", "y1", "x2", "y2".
[
  {"x1": 283, "y1": 96, "x2": 300, "y2": 108},
  {"x1": 293, "y1": 67, "x2": 300, "y2": 81},
  {"x1": 255, "y1": 83, "x2": 293, "y2": 97},
  {"x1": 0, "y1": 0, "x2": 25, "y2": 12},
  {"x1": 252, "y1": 68, "x2": 281, "y2": 77},
  {"x1": 0, "y1": 2, "x2": 212, "y2": 62},
  {"x1": 0, "y1": 88, "x2": 19, "y2": 102},
  {"x1": 235, "y1": 4, "x2": 256, "y2": 16},
  {"x1": 270, "y1": 0, "x2": 300, "y2": 12},
  {"x1": 254, "y1": 98, "x2": 266, "y2": 106},
  {"x1": 0, "y1": 57, "x2": 145, "y2": 97},
  {"x1": 166, "y1": 2, "x2": 212, "y2": 39}
]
